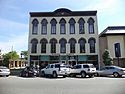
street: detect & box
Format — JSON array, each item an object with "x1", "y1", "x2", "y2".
[{"x1": 0, "y1": 76, "x2": 125, "y2": 94}]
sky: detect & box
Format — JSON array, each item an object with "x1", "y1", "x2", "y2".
[{"x1": 0, "y1": 0, "x2": 125, "y2": 54}]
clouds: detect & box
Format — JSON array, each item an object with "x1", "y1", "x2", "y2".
[
  {"x1": 0, "y1": 18, "x2": 28, "y2": 39},
  {"x1": 0, "y1": 0, "x2": 125, "y2": 54},
  {"x1": 84, "y1": 0, "x2": 118, "y2": 12},
  {"x1": 0, "y1": 32, "x2": 28, "y2": 54},
  {"x1": 0, "y1": 18, "x2": 28, "y2": 54}
]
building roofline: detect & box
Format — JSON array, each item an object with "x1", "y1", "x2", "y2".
[
  {"x1": 99, "y1": 26, "x2": 125, "y2": 37},
  {"x1": 30, "y1": 8, "x2": 97, "y2": 17}
]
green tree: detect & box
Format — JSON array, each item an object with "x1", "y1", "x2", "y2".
[
  {"x1": 102, "y1": 49, "x2": 113, "y2": 66},
  {"x1": 2, "y1": 51, "x2": 19, "y2": 67},
  {"x1": 21, "y1": 51, "x2": 28, "y2": 60}
]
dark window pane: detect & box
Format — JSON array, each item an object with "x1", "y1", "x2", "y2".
[
  {"x1": 83, "y1": 65, "x2": 89, "y2": 68},
  {"x1": 114, "y1": 43, "x2": 121, "y2": 57}
]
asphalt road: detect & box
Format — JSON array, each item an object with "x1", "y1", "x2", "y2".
[{"x1": 0, "y1": 76, "x2": 125, "y2": 94}]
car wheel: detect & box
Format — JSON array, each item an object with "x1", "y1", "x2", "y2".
[
  {"x1": 94, "y1": 73, "x2": 99, "y2": 77},
  {"x1": 113, "y1": 72, "x2": 119, "y2": 78},
  {"x1": 89, "y1": 74, "x2": 94, "y2": 78},
  {"x1": 6, "y1": 75, "x2": 9, "y2": 77},
  {"x1": 53, "y1": 71, "x2": 57, "y2": 78},
  {"x1": 41, "y1": 71, "x2": 45, "y2": 77},
  {"x1": 81, "y1": 71, "x2": 86, "y2": 78},
  {"x1": 63, "y1": 75, "x2": 66, "y2": 78}
]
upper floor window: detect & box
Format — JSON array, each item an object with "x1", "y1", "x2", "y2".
[
  {"x1": 50, "y1": 38, "x2": 57, "y2": 53},
  {"x1": 69, "y1": 18, "x2": 76, "y2": 34},
  {"x1": 32, "y1": 19, "x2": 39, "y2": 34},
  {"x1": 87, "y1": 18, "x2": 95, "y2": 34},
  {"x1": 59, "y1": 38, "x2": 67, "y2": 53},
  {"x1": 31, "y1": 38, "x2": 38, "y2": 53},
  {"x1": 78, "y1": 38, "x2": 86, "y2": 53},
  {"x1": 69, "y1": 38, "x2": 76, "y2": 53},
  {"x1": 40, "y1": 38, "x2": 48, "y2": 53},
  {"x1": 41, "y1": 19, "x2": 48, "y2": 34},
  {"x1": 78, "y1": 18, "x2": 85, "y2": 34},
  {"x1": 88, "y1": 38, "x2": 96, "y2": 53},
  {"x1": 114, "y1": 43, "x2": 121, "y2": 57},
  {"x1": 59, "y1": 18, "x2": 66, "y2": 34},
  {"x1": 50, "y1": 18, "x2": 57, "y2": 34}
]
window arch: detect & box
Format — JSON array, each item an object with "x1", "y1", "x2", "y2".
[
  {"x1": 59, "y1": 38, "x2": 67, "y2": 53},
  {"x1": 31, "y1": 38, "x2": 38, "y2": 53},
  {"x1": 59, "y1": 18, "x2": 66, "y2": 34},
  {"x1": 41, "y1": 19, "x2": 48, "y2": 34},
  {"x1": 50, "y1": 18, "x2": 57, "y2": 34},
  {"x1": 88, "y1": 38, "x2": 96, "y2": 53},
  {"x1": 49, "y1": 38, "x2": 57, "y2": 53},
  {"x1": 114, "y1": 43, "x2": 121, "y2": 57},
  {"x1": 69, "y1": 18, "x2": 76, "y2": 34},
  {"x1": 78, "y1": 18, "x2": 85, "y2": 34},
  {"x1": 32, "y1": 19, "x2": 39, "y2": 34},
  {"x1": 40, "y1": 38, "x2": 48, "y2": 53},
  {"x1": 69, "y1": 38, "x2": 77, "y2": 53},
  {"x1": 78, "y1": 38, "x2": 86, "y2": 53},
  {"x1": 87, "y1": 18, "x2": 95, "y2": 34}
]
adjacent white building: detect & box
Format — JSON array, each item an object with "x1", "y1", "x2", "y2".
[
  {"x1": 99, "y1": 26, "x2": 125, "y2": 67},
  {"x1": 28, "y1": 8, "x2": 99, "y2": 68}
]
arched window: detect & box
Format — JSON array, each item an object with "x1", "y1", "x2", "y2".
[
  {"x1": 69, "y1": 18, "x2": 76, "y2": 34},
  {"x1": 78, "y1": 38, "x2": 86, "y2": 53},
  {"x1": 88, "y1": 38, "x2": 96, "y2": 53},
  {"x1": 87, "y1": 18, "x2": 95, "y2": 34},
  {"x1": 49, "y1": 38, "x2": 57, "y2": 53},
  {"x1": 69, "y1": 38, "x2": 76, "y2": 53},
  {"x1": 41, "y1": 19, "x2": 48, "y2": 34},
  {"x1": 59, "y1": 38, "x2": 67, "y2": 53},
  {"x1": 59, "y1": 18, "x2": 66, "y2": 34},
  {"x1": 31, "y1": 38, "x2": 38, "y2": 53},
  {"x1": 40, "y1": 38, "x2": 48, "y2": 53},
  {"x1": 50, "y1": 18, "x2": 57, "y2": 34},
  {"x1": 78, "y1": 18, "x2": 85, "y2": 34},
  {"x1": 32, "y1": 19, "x2": 39, "y2": 34},
  {"x1": 114, "y1": 43, "x2": 121, "y2": 57}
]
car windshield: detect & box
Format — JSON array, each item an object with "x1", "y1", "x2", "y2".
[
  {"x1": 113, "y1": 66, "x2": 122, "y2": 69},
  {"x1": 0, "y1": 66, "x2": 8, "y2": 69}
]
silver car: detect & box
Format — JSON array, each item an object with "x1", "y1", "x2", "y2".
[
  {"x1": 96, "y1": 66, "x2": 125, "y2": 77},
  {"x1": 0, "y1": 66, "x2": 10, "y2": 77}
]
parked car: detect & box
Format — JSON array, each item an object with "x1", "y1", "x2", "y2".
[
  {"x1": 0, "y1": 66, "x2": 10, "y2": 77},
  {"x1": 69, "y1": 64, "x2": 96, "y2": 78},
  {"x1": 19, "y1": 66, "x2": 38, "y2": 77},
  {"x1": 96, "y1": 66, "x2": 125, "y2": 77},
  {"x1": 40, "y1": 63, "x2": 70, "y2": 78}
]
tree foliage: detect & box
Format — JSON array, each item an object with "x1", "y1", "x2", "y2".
[
  {"x1": 2, "y1": 51, "x2": 19, "y2": 67},
  {"x1": 102, "y1": 49, "x2": 113, "y2": 66}
]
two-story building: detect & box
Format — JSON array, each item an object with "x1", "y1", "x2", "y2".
[{"x1": 28, "y1": 8, "x2": 99, "y2": 68}]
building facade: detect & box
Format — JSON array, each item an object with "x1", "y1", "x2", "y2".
[
  {"x1": 9, "y1": 59, "x2": 27, "y2": 69},
  {"x1": 28, "y1": 8, "x2": 99, "y2": 68},
  {"x1": 99, "y1": 26, "x2": 125, "y2": 67}
]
